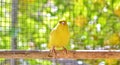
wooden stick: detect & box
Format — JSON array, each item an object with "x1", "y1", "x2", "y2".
[{"x1": 0, "y1": 50, "x2": 120, "y2": 59}]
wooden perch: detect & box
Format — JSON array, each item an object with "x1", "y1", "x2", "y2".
[{"x1": 0, "y1": 50, "x2": 120, "y2": 59}]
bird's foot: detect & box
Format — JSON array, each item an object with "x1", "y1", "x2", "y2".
[
  {"x1": 48, "y1": 47, "x2": 57, "y2": 57},
  {"x1": 63, "y1": 47, "x2": 68, "y2": 54},
  {"x1": 52, "y1": 47, "x2": 57, "y2": 56}
]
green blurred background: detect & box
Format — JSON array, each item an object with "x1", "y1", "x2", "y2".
[{"x1": 0, "y1": 0, "x2": 120, "y2": 65}]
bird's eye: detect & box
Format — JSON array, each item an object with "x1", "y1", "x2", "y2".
[{"x1": 59, "y1": 21, "x2": 62, "y2": 23}]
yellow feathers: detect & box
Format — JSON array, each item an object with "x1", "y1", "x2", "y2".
[{"x1": 48, "y1": 20, "x2": 70, "y2": 49}]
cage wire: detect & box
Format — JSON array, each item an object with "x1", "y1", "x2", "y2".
[{"x1": 0, "y1": 0, "x2": 120, "y2": 65}]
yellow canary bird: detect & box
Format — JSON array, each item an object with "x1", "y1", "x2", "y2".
[{"x1": 48, "y1": 20, "x2": 70, "y2": 55}]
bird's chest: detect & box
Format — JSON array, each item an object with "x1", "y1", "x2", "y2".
[{"x1": 56, "y1": 30, "x2": 69, "y2": 38}]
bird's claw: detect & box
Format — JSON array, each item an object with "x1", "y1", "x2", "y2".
[
  {"x1": 63, "y1": 47, "x2": 68, "y2": 54},
  {"x1": 48, "y1": 47, "x2": 57, "y2": 58}
]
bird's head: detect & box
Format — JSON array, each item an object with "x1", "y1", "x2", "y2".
[
  {"x1": 55, "y1": 20, "x2": 68, "y2": 30},
  {"x1": 59, "y1": 20, "x2": 67, "y2": 25}
]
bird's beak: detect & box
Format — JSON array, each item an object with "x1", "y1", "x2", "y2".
[{"x1": 61, "y1": 22, "x2": 66, "y2": 25}]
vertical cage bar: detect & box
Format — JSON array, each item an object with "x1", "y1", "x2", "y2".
[
  {"x1": 11, "y1": 0, "x2": 18, "y2": 65},
  {"x1": 11, "y1": 0, "x2": 18, "y2": 50}
]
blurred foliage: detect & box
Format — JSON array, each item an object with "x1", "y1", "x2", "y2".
[
  {"x1": 0, "y1": 0, "x2": 120, "y2": 65},
  {"x1": 105, "y1": 59, "x2": 118, "y2": 65}
]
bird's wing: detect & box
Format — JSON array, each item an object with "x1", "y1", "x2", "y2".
[{"x1": 48, "y1": 29, "x2": 58, "y2": 48}]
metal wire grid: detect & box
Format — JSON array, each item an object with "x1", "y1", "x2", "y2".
[
  {"x1": 0, "y1": 0, "x2": 11, "y2": 49},
  {"x1": 0, "y1": 0, "x2": 48, "y2": 50}
]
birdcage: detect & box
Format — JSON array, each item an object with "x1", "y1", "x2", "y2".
[{"x1": 0, "y1": 0, "x2": 120, "y2": 65}]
